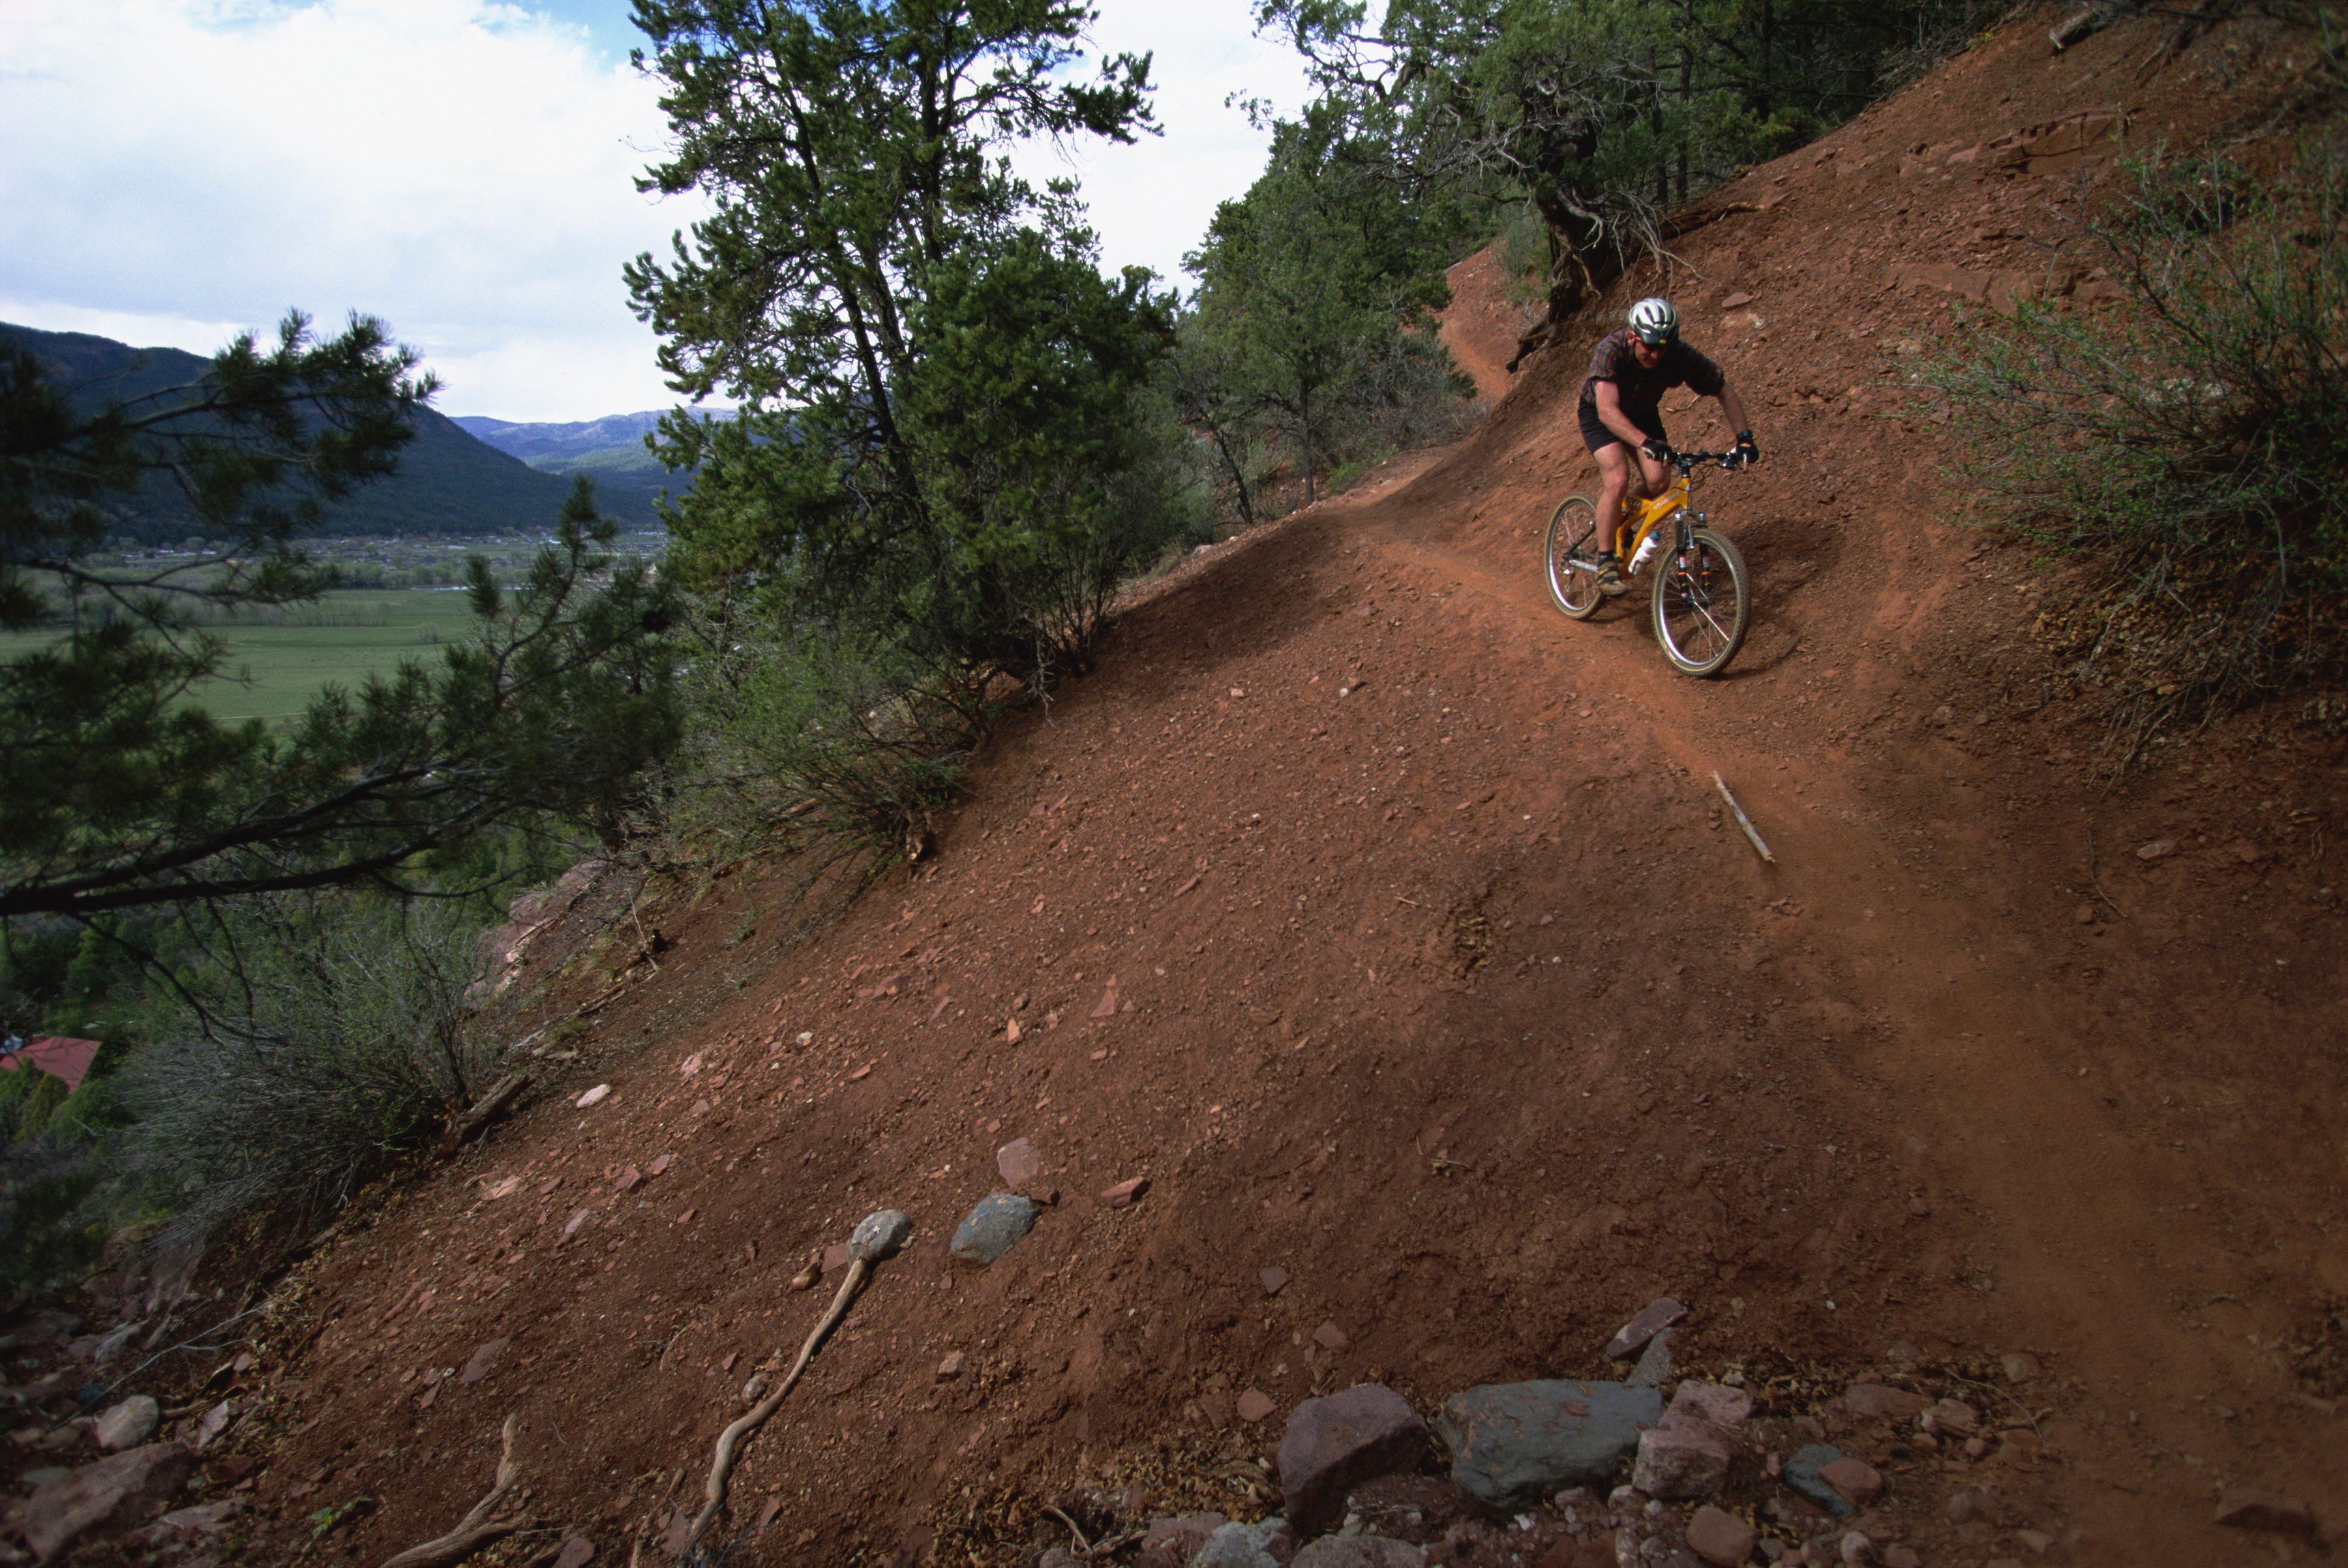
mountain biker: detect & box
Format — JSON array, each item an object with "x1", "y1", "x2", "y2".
[{"x1": 1578, "y1": 297, "x2": 1757, "y2": 596}]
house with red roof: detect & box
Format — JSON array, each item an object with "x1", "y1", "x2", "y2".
[{"x1": 0, "y1": 1036, "x2": 102, "y2": 1094}]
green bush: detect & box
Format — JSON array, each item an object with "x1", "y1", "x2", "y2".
[
  {"x1": 1927, "y1": 145, "x2": 2348, "y2": 753},
  {"x1": 121, "y1": 895, "x2": 494, "y2": 1243}
]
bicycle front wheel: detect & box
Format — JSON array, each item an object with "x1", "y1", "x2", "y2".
[
  {"x1": 1543, "y1": 494, "x2": 1604, "y2": 621},
  {"x1": 1651, "y1": 527, "x2": 1750, "y2": 676}
]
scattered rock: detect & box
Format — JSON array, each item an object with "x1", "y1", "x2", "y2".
[
  {"x1": 2013, "y1": 1528, "x2": 2054, "y2": 1553},
  {"x1": 1783, "y1": 1446, "x2": 1854, "y2": 1517},
  {"x1": 849, "y1": 1209, "x2": 912, "y2": 1262},
  {"x1": 1236, "y1": 1388, "x2": 1278, "y2": 1423},
  {"x1": 188, "y1": 1399, "x2": 233, "y2": 1451},
  {"x1": 614, "y1": 1167, "x2": 640, "y2": 1192},
  {"x1": 1436, "y1": 1380, "x2": 1663, "y2": 1510},
  {"x1": 2215, "y1": 1491, "x2": 2321, "y2": 1539},
  {"x1": 1194, "y1": 1517, "x2": 1288, "y2": 1568},
  {"x1": 1261, "y1": 1267, "x2": 1290, "y2": 1297},
  {"x1": 1881, "y1": 1549, "x2": 1919, "y2": 1568},
  {"x1": 459, "y1": 1338, "x2": 509, "y2": 1387},
  {"x1": 91, "y1": 1397, "x2": 158, "y2": 1452},
  {"x1": 1278, "y1": 1382, "x2": 1430, "y2": 1534},
  {"x1": 820, "y1": 1243, "x2": 849, "y2": 1273},
  {"x1": 996, "y1": 1138, "x2": 1045, "y2": 1190},
  {"x1": 23, "y1": 1442, "x2": 194, "y2": 1561},
  {"x1": 646, "y1": 1153, "x2": 672, "y2": 1177},
  {"x1": 950, "y1": 1194, "x2": 1039, "y2": 1265},
  {"x1": 1633, "y1": 1423, "x2": 1732, "y2": 1500},
  {"x1": 1721, "y1": 292, "x2": 1756, "y2": 309},
  {"x1": 555, "y1": 1537, "x2": 595, "y2": 1568},
  {"x1": 1293, "y1": 1537, "x2": 1429, "y2": 1567},
  {"x1": 1842, "y1": 1385, "x2": 1929, "y2": 1422},
  {"x1": 1667, "y1": 1383, "x2": 1754, "y2": 1430},
  {"x1": 1837, "y1": 1530, "x2": 1874, "y2": 1564},
  {"x1": 2134, "y1": 839, "x2": 2177, "y2": 862},
  {"x1": 1919, "y1": 1398, "x2": 1978, "y2": 1437},
  {"x1": 1818, "y1": 1458, "x2": 1882, "y2": 1506},
  {"x1": 1312, "y1": 1321, "x2": 1349, "y2": 1351},
  {"x1": 1005, "y1": 1017, "x2": 1023, "y2": 1044},
  {"x1": 1102, "y1": 1176, "x2": 1151, "y2": 1207},
  {"x1": 1998, "y1": 1353, "x2": 2040, "y2": 1384},
  {"x1": 1139, "y1": 1513, "x2": 1227, "y2": 1568},
  {"x1": 575, "y1": 1084, "x2": 610, "y2": 1108},
  {"x1": 1089, "y1": 980, "x2": 1121, "y2": 1019},
  {"x1": 936, "y1": 1351, "x2": 965, "y2": 1381},
  {"x1": 1943, "y1": 1491, "x2": 1987, "y2": 1524},
  {"x1": 142, "y1": 1498, "x2": 238, "y2": 1542},
  {"x1": 1604, "y1": 1299, "x2": 1687, "y2": 1361},
  {"x1": 1687, "y1": 1505, "x2": 1758, "y2": 1567},
  {"x1": 1627, "y1": 1327, "x2": 1675, "y2": 1389}
]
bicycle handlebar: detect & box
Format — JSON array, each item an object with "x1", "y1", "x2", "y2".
[{"x1": 1670, "y1": 449, "x2": 1748, "y2": 472}]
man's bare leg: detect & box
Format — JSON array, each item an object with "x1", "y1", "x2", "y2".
[{"x1": 1593, "y1": 442, "x2": 1634, "y2": 557}]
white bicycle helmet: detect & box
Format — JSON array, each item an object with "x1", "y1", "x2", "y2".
[{"x1": 1627, "y1": 297, "x2": 1679, "y2": 346}]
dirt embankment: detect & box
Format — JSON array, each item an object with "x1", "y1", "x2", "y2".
[{"x1": 85, "y1": 10, "x2": 2345, "y2": 1568}]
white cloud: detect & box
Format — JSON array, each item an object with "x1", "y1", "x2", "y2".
[
  {"x1": 0, "y1": 0, "x2": 690, "y2": 419},
  {"x1": 0, "y1": 0, "x2": 1307, "y2": 421}
]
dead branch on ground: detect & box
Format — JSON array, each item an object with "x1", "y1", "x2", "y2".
[{"x1": 381, "y1": 1413, "x2": 525, "y2": 1568}]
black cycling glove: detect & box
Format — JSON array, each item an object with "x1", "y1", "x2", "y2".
[
  {"x1": 1733, "y1": 430, "x2": 1759, "y2": 468},
  {"x1": 1640, "y1": 436, "x2": 1674, "y2": 464}
]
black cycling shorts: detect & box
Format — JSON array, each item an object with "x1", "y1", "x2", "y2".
[{"x1": 1578, "y1": 397, "x2": 1666, "y2": 454}]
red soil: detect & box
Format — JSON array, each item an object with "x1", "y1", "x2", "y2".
[{"x1": 209, "y1": 10, "x2": 2345, "y2": 1568}]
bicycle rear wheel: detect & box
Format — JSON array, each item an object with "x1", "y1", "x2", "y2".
[
  {"x1": 1543, "y1": 494, "x2": 1604, "y2": 620},
  {"x1": 1651, "y1": 526, "x2": 1750, "y2": 676}
]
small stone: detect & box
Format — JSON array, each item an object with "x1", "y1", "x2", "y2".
[
  {"x1": 2013, "y1": 1528, "x2": 2054, "y2": 1553},
  {"x1": 1194, "y1": 1518, "x2": 1285, "y2": 1568},
  {"x1": 950, "y1": 1194, "x2": 1039, "y2": 1264},
  {"x1": 613, "y1": 1167, "x2": 641, "y2": 1192},
  {"x1": 1005, "y1": 1018, "x2": 1023, "y2": 1044},
  {"x1": 647, "y1": 1153, "x2": 671, "y2": 1176},
  {"x1": 458, "y1": 1338, "x2": 509, "y2": 1387},
  {"x1": 1102, "y1": 1176, "x2": 1151, "y2": 1207},
  {"x1": 1944, "y1": 1492, "x2": 1986, "y2": 1523},
  {"x1": 1236, "y1": 1388, "x2": 1278, "y2": 1423},
  {"x1": 2135, "y1": 839, "x2": 2177, "y2": 862},
  {"x1": 92, "y1": 1396, "x2": 158, "y2": 1452},
  {"x1": 190, "y1": 1402, "x2": 233, "y2": 1451},
  {"x1": 1668, "y1": 1382, "x2": 1754, "y2": 1430},
  {"x1": 2072, "y1": 903, "x2": 2096, "y2": 925},
  {"x1": 1837, "y1": 1531, "x2": 1873, "y2": 1565},
  {"x1": 1090, "y1": 980, "x2": 1121, "y2": 1019},
  {"x1": 1604, "y1": 1299, "x2": 1688, "y2": 1361},
  {"x1": 1260, "y1": 1266, "x2": 1289, "y2": 1297},
  {"x1": 575, "y1": 1084, "x2": 610, "y2": 1108},
  {"x1": 1278, "y1": 1382, "x2": 1428, "y2": 1534},
  {"x1": 1722, "y1": 292, "x2": 1756, "y2": 308},
  {"x1": 1881, "y1": 1550, "x2": 1919, "y2": 1568},
  {"x1": 2215, "y1": 1491, "x2": 2321, "y2": 1538},
  {"x1": 1843, "y1": 1384, "x2": 1929, "y2": 1421},
  {"x1": 1818, "y1": 1458, "x2": 1882, "y2": 1505},
  {"x1": 1633, "y1": 1423, "x2": 1732, "y2": 1500},
  {"x1": 1783, "y1": 1445, "x2": 1854, "y2": 1516},
  {"x1": 1963, "y1": 1436, "x2": 1987, "y2": 1459},
  {"x1": 1313, "y1": 1320, "x2": 1349, "y2": 1351},
  {"x1": 848, "y1": 1208, "x2": 911, "y2": 1262},
  {"x1": 1920, "y1": 1398, "x2": 1978, "y2": 1436},
  {"x1": 1687, "y1": 1505, "x2": 1757, "y2": 1566},
  {"x1": 996, "y1": 1137, "x2": 1045, "y2": 1190},
  {"x1": 1998, "y1": 1352, "x2": 2040, "y2": 1384},
  {"x1": 555, "y1": 1537, "x2": 595, "y2": 1568},
  {"x1": 820, "y1": 1243, "x2": 849, "y2": 1273},
  {"x1": 936, "y1": 1351, "x2": 965, "y2": 1381}
]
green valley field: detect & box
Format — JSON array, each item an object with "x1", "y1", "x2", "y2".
[{"x1": 0, "y1": 589, "x2": 477, "y2": 724}]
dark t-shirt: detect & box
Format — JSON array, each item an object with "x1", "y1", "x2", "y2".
[{"x1": 1578, "y1": 328, "x2": 1726, "y2": 421}]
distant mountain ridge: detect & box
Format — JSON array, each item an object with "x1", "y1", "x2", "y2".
[
  {"x1": 455, "y1": 410, "x2": 717, "y2": 524},
  {"x1": 3, "y1": 320, "x2": 575, "y2": 541}
]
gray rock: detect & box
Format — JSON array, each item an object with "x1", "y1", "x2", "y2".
[
  {"x1": 1627, "y1": 1327, "x2": 1675, "y2": 1389},
  {"x1": 1632, "y1": 1423, "x2": 1731, "y2": 1500},
  {"x1": 1292, "y1": 1537, "x2": 1428, "y2": 1568},
  {"x1": 1782, "y1": 1445, "x2": 1854, "y2": 1517},
  {"x1": 948, "y1": 1194, "x2": 1038, "y2": 1265},
  {"x1": 1193, "y1": 1517, "x2": 1288, "y2": 1568},
  {"x1": 849, "y1": 1208, "x2": 912, "y2": 1262},
  {"x1": 1434, "y1": 1381, "x2": 1663, "y2": 1511},
  {"x1": 1278, "y1": 1383, "x2": 1428, "y2": 1535},
  {"x1": 23, "y1": 1442, "x2": 193, "y2": 1561},
  {"x1": 92, "y1": 1396, "x2": 158, "y2": 1452}
]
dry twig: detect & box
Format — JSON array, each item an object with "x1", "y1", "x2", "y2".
[
  {"x1": 1712, "y1": 772, "x2": 1775, "y2": 864},
  {"x1": 381, "y1": 1413, "x2": 525, "y2": 1568}
]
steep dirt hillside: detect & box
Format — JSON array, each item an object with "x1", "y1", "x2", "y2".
[{"x1": 173, "y1": 11, "x2": 2343, "y2": 1568}]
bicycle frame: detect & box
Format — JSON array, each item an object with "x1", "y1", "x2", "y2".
[{"x1": 1619, "y1": 474, "x2": 1697, "y2": 573}]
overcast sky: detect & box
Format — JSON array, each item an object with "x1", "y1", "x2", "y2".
[{"x1": 0, "y1": 0, "x2": 1308, "y2": 421}]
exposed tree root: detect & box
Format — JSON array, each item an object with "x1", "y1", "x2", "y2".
[{"x1": 381, "y1": 1413, "x2": 525, "y2": 1568}]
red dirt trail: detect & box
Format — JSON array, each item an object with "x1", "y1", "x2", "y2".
[{"x1": 222, "y1": 12, "x2": 2343, "y2": 1568}]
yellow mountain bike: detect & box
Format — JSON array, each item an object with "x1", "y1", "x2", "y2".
[{"x1": 1543, "y1": 448, "x2": 1751, "y2": 677}]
